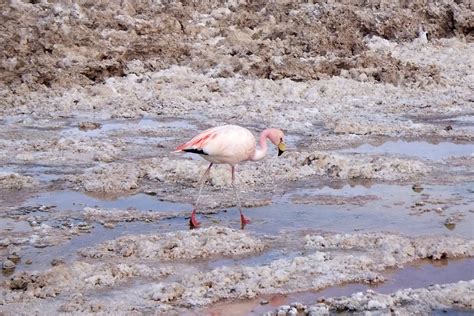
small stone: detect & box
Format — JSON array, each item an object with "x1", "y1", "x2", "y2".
[
  {"x1": 444, "y1": 125, "x2": 453, "y2": 131},
  {"x1": 280, "y1": 305, "x2": 291, "y2": 311},
  {"x1": 412, "y1": 184, "x2": 424, "y2": 193},
  {"x1": 444, "y1": 223, "x2": 456, "y2": 230},
  {"x1": 293, "y1": 302, "x2": 305, "y2": 310},
  {"x1": 103, "y1": 222, "x2": 115, "y2": 229},
  {"x1": 415, "y1": 201, "x2": 425, "y2": 206},
  {"x1": 288, "y1": 307, "x2": 298, "y2": 316},
  {"x1": 78, "y1": 222, "x2": 93, "y2": 232},
  {"x1": 10, "y1": 276, "x2": 28, "y2": 291},
  {"x1": 51, "y1": 258, "x2": 65, "y2": 266},
  {"x1": 25, "y1": 259, "x2": 32, "y2": 265},
  {"x1": 7, "y1": 253, "x2": 21, "y2": 263},
  {"x1": 3, "y1": 260, "x2": 16, "y2": 270},
  {"x1": 79, "y1": 121, "x2": 101, "y2": 130},
  {"x1": 0, "y1": 238, "x2": 11, "y2": 247},
  {"x1": 358, "y1": 73, "x2": 368, "y2": 81},
  {"x1": 260, "y1": 299, "x2": 269, "y2": 305},
  {"x1": 33, "y1": 242, "x2": 50, "y2": 248}
]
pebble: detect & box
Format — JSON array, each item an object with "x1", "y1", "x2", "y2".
[
  {"x1": 412, "y1": 184, "x2": 424, "y2": 193},
  {"x1": 288, "y1": 307, "x2": 298, "y2": 316},
  {"x1": 79, "y1": 121, "x2": 101, "y2": 130},
  {"x1": 25, "y1": 259, "x2": 32, "y2": 265},
  {"x1": 7, "y1": 253, "x2": 21, "y2": 263},
  {"x1": 78, "y1": 222, "x2": 93, "y2": 233},
  {"x1": 260, "y1": 299, "x2": 269, "y2": 305},
  {"x1": 279, "y1": 305, "x2": 291, "y2": 311},
  {"x1": 103, "y1": 222, "x2": 115, "y2": 229},
  {"x1": 3, "y1": 260, "x2": 16, "y2": 270},
  {"x1": 51, "y1": 258, "x2": 65, "y2": 266},
  {"x1": 292, "y1": 302, "x2": 305, "y2": 310},
  {"x1": 444, "y1": 217, "x2": 457, "y2": 231},
  {"x1": 10, "y1": 276, "x2": 28, "y2": 291},
  {"x1": 0, "y1": 238, "x2": 11, "y2": 247},
  {"x1": 33, "y1": 242, "x2": 50, "y2": 248}
]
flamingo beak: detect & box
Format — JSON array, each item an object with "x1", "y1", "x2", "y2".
[{"x1": 278, "y1": 142, "x2": 286, "y2": 156}]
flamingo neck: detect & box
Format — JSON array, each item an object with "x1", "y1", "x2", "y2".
[{"x1": 250, "y1": 129, "x2": 271, "y2": 161}]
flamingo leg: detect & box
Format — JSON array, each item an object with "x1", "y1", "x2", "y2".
[
  {"x1": 231, "y1": 166, "x2": 250, "y2": 229},
  {"x1": 190, "y1": 163, "x2": 213, "y2": 229}
]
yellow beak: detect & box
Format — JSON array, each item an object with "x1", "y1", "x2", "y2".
[{"x1": 278, "y1": 142, "x2": 286, "y2": 156}]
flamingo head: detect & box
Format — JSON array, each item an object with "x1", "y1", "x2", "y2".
[{"x1": 268, "y1": 128, "x2": 286, "y2": 156}]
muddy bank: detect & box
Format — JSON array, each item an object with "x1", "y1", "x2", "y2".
[{"x1": 2, "y1": 1, "x2": 472, "y2": 91}]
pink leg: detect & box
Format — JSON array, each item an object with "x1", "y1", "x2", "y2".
[
  {"x1": 190, "y1": 163, "x2": 213, "y2": 229},
  {"x1": 232, "y1": 166, "x2": 250, "y2": 229}
]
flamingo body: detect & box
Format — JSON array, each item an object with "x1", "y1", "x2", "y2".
[
  {"x1": 175, "y1": 124, "x2": 285, "y2": 229},
  {"x1": 176, "y1": 125, "x2": 256, "y2": 165}
]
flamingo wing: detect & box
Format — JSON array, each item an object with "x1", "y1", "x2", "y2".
[{"x1": 175, "y1": 127, "x2": 220, "y2": 155}]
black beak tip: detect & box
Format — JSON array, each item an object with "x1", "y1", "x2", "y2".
[{"x1": 278, "y1": 149, "x2": 284, "y2": 156}]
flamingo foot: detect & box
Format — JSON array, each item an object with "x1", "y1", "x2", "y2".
[
  {"x1": 240, "y1": 212, "x2": 251, "y2": 229},
  {"x1": 189, "y1": 209, "x2": 201, "y2": 229}
]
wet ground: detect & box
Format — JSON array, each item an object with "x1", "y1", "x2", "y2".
[{"x1": 1, "y1": 114, "x2": 473, "y2": 314}]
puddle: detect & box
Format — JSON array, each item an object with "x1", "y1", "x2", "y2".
[
  {"x1": 61, "y1": 118, "x2": 196, "y2": 138},
  {"x1": 0, "y1": 218, "x2": 32, "y2": 233},
  {"x1": 340, "y1": 140, "x2": 473, "y2": 160},
  {"x1": 407, "y1": 113, "x2": 474, "y2": 133},
  {"x1": 196, "y1": 257, "x2": 474, "y2": 316},
  {"x1": 24, "y1": 190, "x2": 190, "y2": 212}
]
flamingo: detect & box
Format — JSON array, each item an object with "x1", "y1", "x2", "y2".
[{"x1": 175, "y1": 125, "x2": 286, "y2": 229}]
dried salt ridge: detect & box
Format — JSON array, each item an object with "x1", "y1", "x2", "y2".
[
  {"x1": 304, "y1": 233, "x2": 474, "y2": 265},
  {"x1": 83, "y1": 207, "x2": 187, "y2": 223},
  {"x1": 68, "y1": 149, "x2": 431, "y2": 194},
  {"x1": 3, "y1": 137, "x2": 123, "y2": 165},
  {"x1": 78, "y1": 226, "x2": 265, "y2": 260},
  {"x1": 1, "y1": 261, "x2": 172, "y2": 304},
  {"x1": 142, "y1": 251, "x2": 381, "y2": 307},
  {"x1": 273, "y1": 280, "x2": 474, "y2": 315},
  {"x1": 137, "y1": 233, "x2": 473, "y2": 307},
  {"x1": 0, "y1": 172, "x2": 38, "y2": 190}
]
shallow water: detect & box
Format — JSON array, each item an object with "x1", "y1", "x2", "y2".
[
  {"x1": 208, "y1": 183, "x2": 474, "y2": 238},
  {"x1": 6, "y1": 181, "x2": 471, "y2": 279},
  {"x1": 7, "y1": 221, "x2": 166, "y2": 274},
  {"x1": 24, "y1": 190, "x2": 190, "y2": 212},
  {"x1": 340, "y1": 140, "x2": 473, "y2": 160}
]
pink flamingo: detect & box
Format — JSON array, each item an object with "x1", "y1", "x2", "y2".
[{"x1": 175, "y1": 125, "x2": 286, "y2": 229}]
